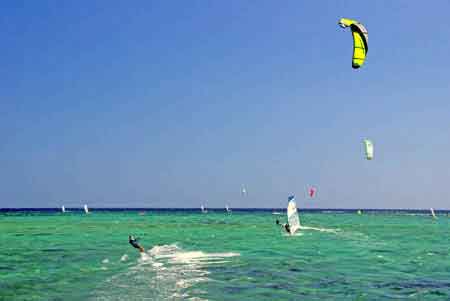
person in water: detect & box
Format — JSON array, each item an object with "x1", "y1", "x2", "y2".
[
  {"x1": 129, "y1": 235, "x2": 145, "y2": 253},
  {"x1": 276, "y1": 219, "x2": 291, "y2": 234}
]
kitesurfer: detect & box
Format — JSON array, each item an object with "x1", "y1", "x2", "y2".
[
  {"x1": 129, "y1": 235, "x2": 145, "y2": 253},
  {"x1": 276, "y1": 219, "x2": 291, "y2": 234}
]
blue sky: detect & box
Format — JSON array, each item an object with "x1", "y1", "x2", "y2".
[{"x1": 1, "y1": 1, "x2": 449, "y2": 209}]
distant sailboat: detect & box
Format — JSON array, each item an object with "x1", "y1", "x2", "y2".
[
  {"x1": 430, "y1": 208, "x2": 437, "y2": 219},
  {"x1": 61, "y1": 205, "x2": 66, "y2": 213},
  {"x1": 84, "y1": 204, "x2": 90, "y2": 214},
  {"x1": 201, "y1": 205, "x2": 208, "y2": 213},
  {"x1": 357, "y1": 210, "x2": 362, "y2": 215},
  {"x1": 225, "y1": 205, "x2": 232, "y2": 213}
]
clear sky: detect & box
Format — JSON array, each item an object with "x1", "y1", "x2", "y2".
[{"x1": 1, "y1": 1, "x2": 450, "y2": 209}]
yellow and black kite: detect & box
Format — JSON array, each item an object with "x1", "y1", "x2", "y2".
[{"x1": 338, "y1": 18, "x2": 368, "y2": 69}]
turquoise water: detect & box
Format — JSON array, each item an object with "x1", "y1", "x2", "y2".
[{"x1": 1, "y1": 210, "x2": 449, "y2": 300}]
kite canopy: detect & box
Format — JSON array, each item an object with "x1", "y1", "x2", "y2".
[
  {"x1": 308, "y1": 187, "x2": 316, "y2": 198},
  {"x1": 241, "y1": 186, "x2": 247, "y2": 196},
  {"x1": 338, "y1": 18, "x2": 368, "y2": 69},
  {"x1": 363, "y1": 139, "x2": 374, "y2": 160}
]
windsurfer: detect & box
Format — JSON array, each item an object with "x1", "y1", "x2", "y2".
[{"x1": 276, "y1": 219, "x2": 291, "y2": 234}]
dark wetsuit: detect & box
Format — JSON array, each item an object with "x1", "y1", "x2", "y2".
[
  {"x1": 276, "y1": 220, "x2": 291, "y2": 234},
  {"x1": 129, "y1": 236, "x2": 145, "y2": 252},
  {"x1": 284, "y1": 223, "x2": 291, "y2": 234}
]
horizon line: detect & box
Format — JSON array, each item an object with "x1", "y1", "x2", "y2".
[{"x1": 1, "y1": 207, "x2": 449, "y2": 212}]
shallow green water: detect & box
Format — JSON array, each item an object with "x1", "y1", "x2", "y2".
[{"x1": 1, "y1": 211, "x2": 449, "y2": 300}]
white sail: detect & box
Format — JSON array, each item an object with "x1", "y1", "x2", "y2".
[
  {"x1": 84, "y1": 204, "x2": 89, "y2": 214},
  {"x1": 430, "y1": 208, "x2": 437, "y2": 219},
  {"x1": 61, "y1": 205, "x2": 66, "y2": 213},
  {"x1": 201, "y1": 205, "x2": 207, "y2": 213},
  {"x1": 287, "y1": 196, "x2": 300, "y2": 235},
  {"x1": 225, "y1": 205, "x2": 231, "y2": 212}
]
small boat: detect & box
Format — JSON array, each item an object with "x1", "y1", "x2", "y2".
[
  {"x1": 61, "y1": 205, "x2": 66, "y2": 213},
  {"x1": 84, "y1": 204, "x2": 90, "y2": 214}
]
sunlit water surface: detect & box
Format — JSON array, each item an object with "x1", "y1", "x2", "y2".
[{"x1": 1, "y1": 210, "x2": 449, "y2": 300}]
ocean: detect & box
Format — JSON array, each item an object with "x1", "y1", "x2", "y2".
[{"x1": 1, "y1": 209, "x2": 449, "y2": 300}]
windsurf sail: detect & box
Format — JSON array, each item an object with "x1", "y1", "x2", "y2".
[
  {"x1": 430, "y1": 208, "x2": 437, "y2": 219},
  {"x1": 201, "y1": 205, "x2": 208, "y2": 213},
  {"x1": 61, "y1": 205, "x2": 66, "y2": 213},
  {"x1": 357, "y1": 209, "x2": 362, "y2": 215},
  {"x1": 287, "y1": 195, "x2": 300, "y2": 235},
  {"x1": 225, "y1": 205, "x2": 231, "y2": 213},
  {"x1": 84, "y1": 204, "x2": 89, "y2": 214}
]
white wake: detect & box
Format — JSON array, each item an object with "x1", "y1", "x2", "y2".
[{"x1": 92, "y1": 244, "x2": 240, "y2": 301}]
